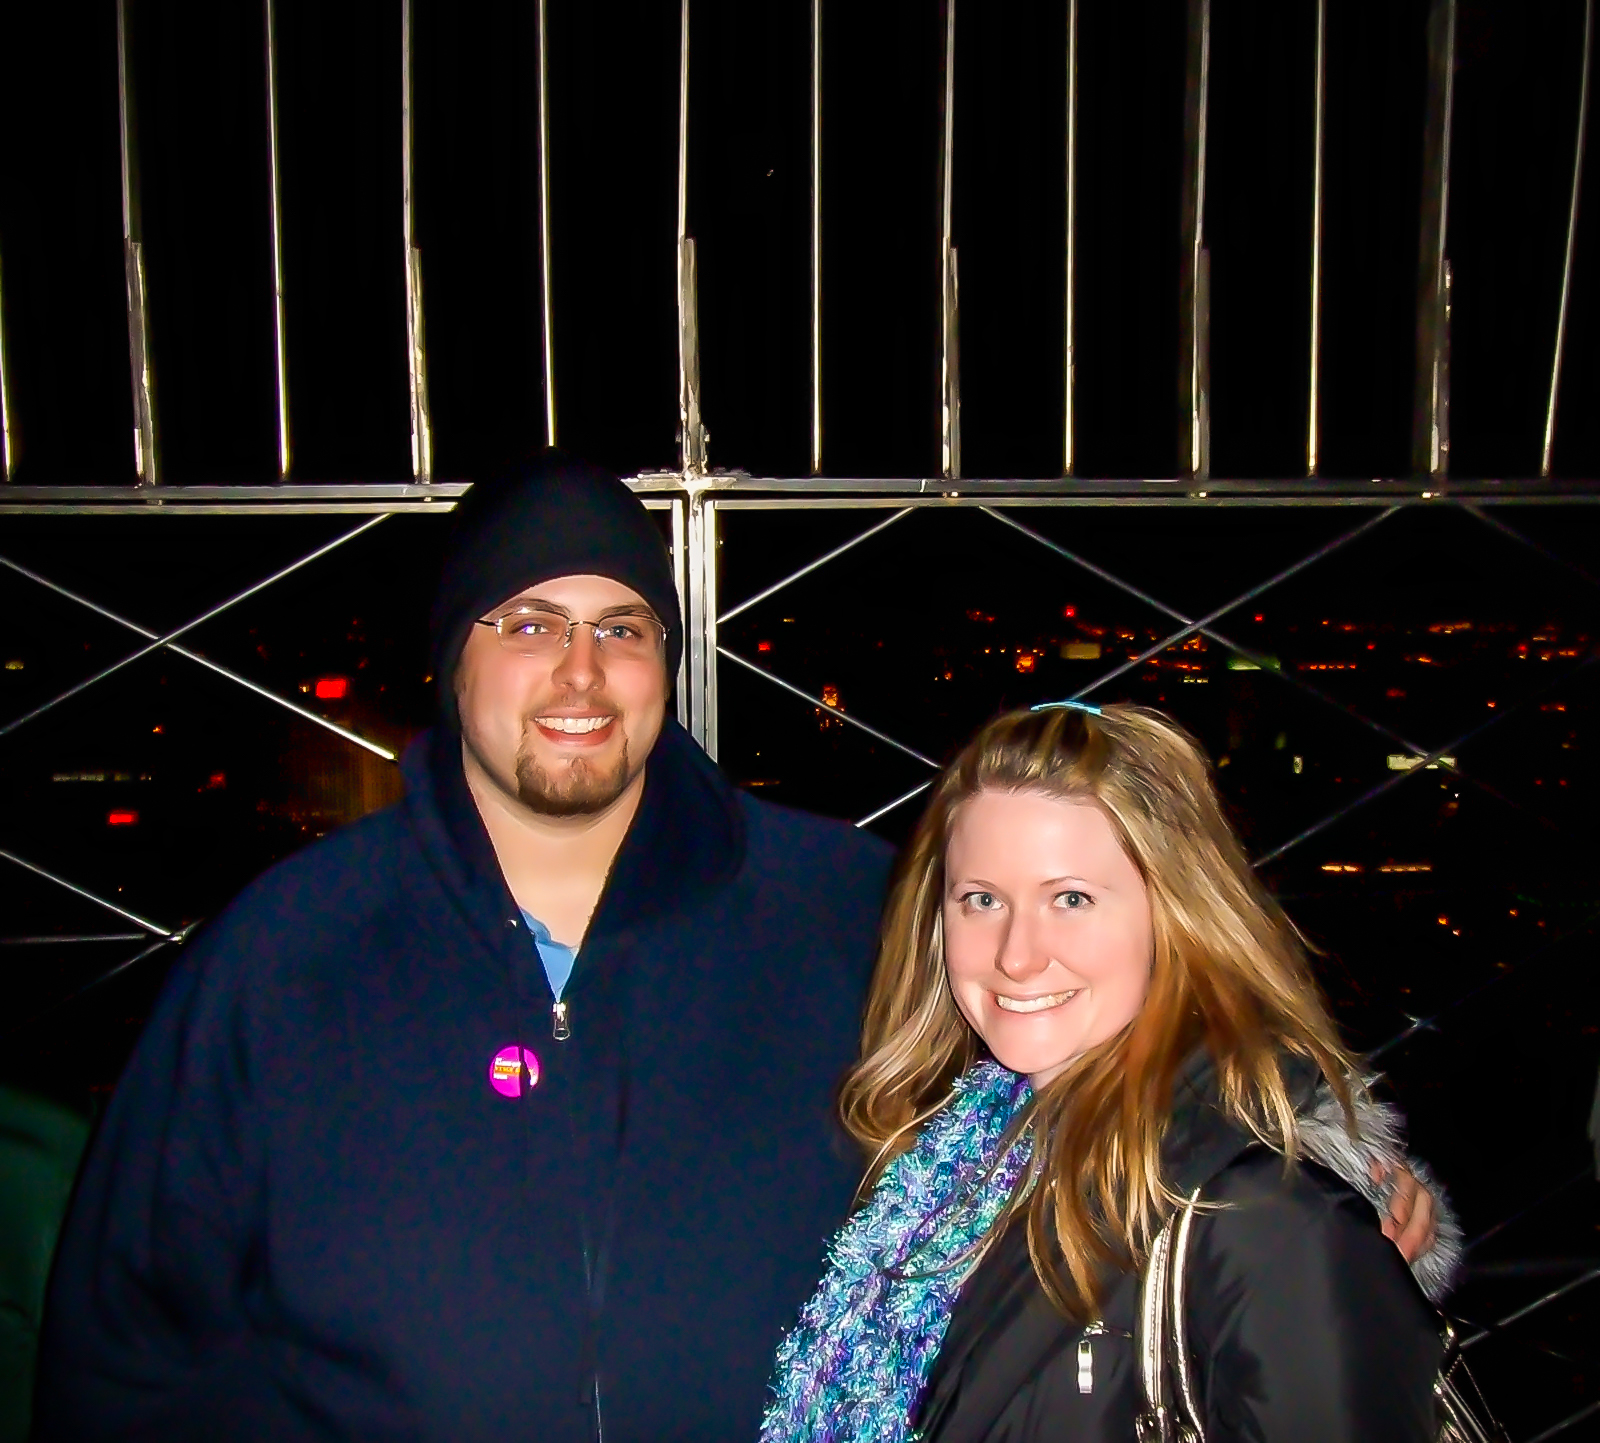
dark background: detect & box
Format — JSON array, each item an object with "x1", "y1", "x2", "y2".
[{"x1": 2, "y1": 0, "x2": 1598, "y2": 1436}]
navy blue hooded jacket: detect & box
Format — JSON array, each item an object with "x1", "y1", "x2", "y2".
[{"x1": 35, "y1": 719, "x2": 894, "y2": 1441}]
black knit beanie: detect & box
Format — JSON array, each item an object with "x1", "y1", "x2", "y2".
[{"x1": 428, "y1": 452, "x2": 681, "y2": 727}]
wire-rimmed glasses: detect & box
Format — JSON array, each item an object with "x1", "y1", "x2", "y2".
[{"x1": 473, "y1": 603, "x2": 667, "y2": 662}]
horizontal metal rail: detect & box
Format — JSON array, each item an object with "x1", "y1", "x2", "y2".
[{"x1": 3, "y1": 477, "x2": 1600, "y2": 515}]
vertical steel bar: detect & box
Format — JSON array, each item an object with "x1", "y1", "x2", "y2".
[
  {"x1": 937, "y1": 0, "x2": 960, "y2": 481},
  {"x1": 676, "y1": 0, "x2": 706, "y2": 474},
  {"x1": 116, "y1": 0, "x2": 158, "y2": 486},
  {"x1": 535, "y1": 0, "x2": 557, "y2": 449},
  {"x1": 1063, "y1": 0, "x2": 1079, "y2": 476},
  {"x1": 402, "y1": 0, "x2": 434, "y2": 482},
  {"x1": 0, "y1": 248, "x2": 14, "y2": 481},
  {"x1": 671, "y1": 497, "x2": 689, "y2": 723},
  {"x1": 685, "y1": 494, "x2": 718, "y2": 754},
  {"x1": 1178, "y1": 0, "x2": 1211, "y2": 481},
  {"x1": 1412, "y1": 0, "x2": 1456, "y2": 478},
  {"x1": 701, "y1": 498, "x2": 719, "y2": 758},
  {"x1": 1307, "y1": 0, "x2": 1327, "y2": 477},
  {"x1": 1542, "y1": 0, "x2": 1593, "y2": 478},
  {"x1": 810, "y1": 0, "x2": 823, "y2": 475},
  {"x1": 264, "y1": 0, "x2": 290, "y2": 480}
]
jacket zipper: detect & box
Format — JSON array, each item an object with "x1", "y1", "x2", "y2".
[{"x1": 552, "y1": 999, "x2": 571, "y2": 1040}]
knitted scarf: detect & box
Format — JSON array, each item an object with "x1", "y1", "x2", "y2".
[{"x1": 759, "y1": 1063, "x2": 1034, "y2": 1443}]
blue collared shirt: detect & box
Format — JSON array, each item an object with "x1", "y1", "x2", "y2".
[{"x1": 519, "y1": 908, "x2": 578, "y2": 1001}]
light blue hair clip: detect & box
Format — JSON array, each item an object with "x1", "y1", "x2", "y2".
[{"x1": 1029, "y1": 697, "x2": 1102, "y2": 716}]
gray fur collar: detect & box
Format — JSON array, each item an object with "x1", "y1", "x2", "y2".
[{"x1": 1296, "y1": 1080, "x2": 1463, "y2": 1303}]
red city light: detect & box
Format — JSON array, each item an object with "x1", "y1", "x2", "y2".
[
  {"x1": 107, "y1": 810, "x2": 139, "y2": 826},
  {"x1": 757, "y1": 640, "x2": 773, "y2": 653},
  {"x1": 1062, "y1": 606, "x2": 1076, "y2": 618},
  {"x1": 314, "y1": 677, "x2": 349, "y2": 700},
  {"x1": 206, "y1": 772, "x2": 227, "y2": 790}
]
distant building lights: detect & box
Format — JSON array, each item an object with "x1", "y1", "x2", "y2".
[
  {"x1": 1293, "y1": 756, "x2": 1303, "y2": 774},
  {"x1": 1062, "y1": 605, "x2": 1076, "y2": 618},
  {"x1": 1377, "y1": 863, "x2": 1432, "y2": 873},
  {"x1": 1320, "y1": 863, "x2": 1362, "y2": 873},
  {"x1": 1387, "y1": 754, "x2": 1457, "y2": 771},
  {"x1": 1015, "y1": 653, "x2": 1037, "y2": 674},
  {"x1": 315, "y1": 677, "x2": 350, "y2": 700},
  {"x1": 1253, "y1": 614, "x2": 1264, "y2": 623},
  {"x1": 3, "y1": 659, "x2": 22, "y2": 670},
  {"x1": 206, "y1": 772, "x2": 226, "y2": 790},
  {"x1": 756, "y1": 640, "x2": 773, "y2": 653},
  {"x1": 107, "y1": 810, "x2": 139, "y2": 826}
]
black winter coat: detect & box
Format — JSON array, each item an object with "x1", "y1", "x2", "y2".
[
  {"x1": 35, "y1": 721, "x2": 894, "y2": 1443},
  {"x1": 916, "y1": 1055, "x2": 1445, "y2": 1443}
]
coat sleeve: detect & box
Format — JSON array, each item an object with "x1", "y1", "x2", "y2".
[
  {"x1": 1184, "y1": 1151, "x2": 1444, "y2": 1443},
  {"x1": 32, "y1": 931, "x2": 273, "y2": 1441}
]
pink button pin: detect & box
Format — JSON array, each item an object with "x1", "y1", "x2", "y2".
[{"x1": 488, "y1": 1044, "x2": 540, "y2": 1098}]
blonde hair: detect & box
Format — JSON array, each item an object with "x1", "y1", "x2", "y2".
[{"x1": 840, "y1": 703, "x2": 1357, "y2": 1317}]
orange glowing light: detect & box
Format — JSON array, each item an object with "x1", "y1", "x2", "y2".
[
  {"x1": 757, "y1": 640, "x2": 772, "y2": 653},
  {"x1": 1015, "y1": 653, "x2": 1037, "y2": 674}
]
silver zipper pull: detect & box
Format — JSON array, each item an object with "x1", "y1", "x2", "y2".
[
  {"x1": 1079, "y1": 1320, "x2": 1109, "y2": 1394},
  {"x1": 552, "y1": 999, "x2": 571, "y2": 1040}
]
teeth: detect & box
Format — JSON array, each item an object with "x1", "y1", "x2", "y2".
[
  {"x1": 536, "y1": 716, "x2": 615, "y2": 734},
  {"x1": 995, "y1": 990, "x2": 1079, "y2": 1014}
]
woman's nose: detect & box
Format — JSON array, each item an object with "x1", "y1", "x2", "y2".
[{"x1": 995, "y1": 915, "x2": 1052, "y2": 981}]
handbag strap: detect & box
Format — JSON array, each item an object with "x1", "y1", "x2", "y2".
[{"x1": 1136, "y1": 1186, "x2": 1206, "y2": 1443}]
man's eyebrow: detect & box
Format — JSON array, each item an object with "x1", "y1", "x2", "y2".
[{"x1": 597, "y1": 602, "x2": 662, "y2": 621}]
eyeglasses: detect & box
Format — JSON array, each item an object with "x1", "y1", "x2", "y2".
[{"x1": 474, "y1": 604, "x2": 667, "y2": 662}]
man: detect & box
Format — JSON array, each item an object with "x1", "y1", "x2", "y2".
[{"x1": 35, "y1": 455, "x2": 1442, "y2": 1441}]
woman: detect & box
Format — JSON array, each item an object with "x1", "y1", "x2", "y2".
[{"x1": 763, "y1": 703, "x2": 1456, "y2": 1443}]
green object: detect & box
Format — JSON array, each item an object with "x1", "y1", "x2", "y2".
[{"x1": 0, "y1": 1087, "x2": 90, "y2": 1443}]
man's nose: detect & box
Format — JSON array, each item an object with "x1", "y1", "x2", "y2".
[{"x1": 551, "y1": 624, "x2": 605, "y2": 686}]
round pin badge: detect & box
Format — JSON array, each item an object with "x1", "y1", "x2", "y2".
[{"x1": 488, "y1": 1044, "x2": 540, "y2": 1098}]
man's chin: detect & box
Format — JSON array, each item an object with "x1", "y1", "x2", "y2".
[{"x1": 514, "y1": 751, "x2": 633, "y2": 818}]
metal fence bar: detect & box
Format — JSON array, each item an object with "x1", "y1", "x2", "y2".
[
  {"x1": 810, "y1": 0, "x2": 823, "y2": 475},
  {"x1": 12, "y1": 926, "x2": 196, "y2": 1033},
  {"x1": 1525, "y1": 1400, "x2": 1600, "y2": 1443},
  {"x1": 1065, "y1": 508, "x2": 1398, "y2": 696},
  {"x1": 0, "y1": 553, "x2": 397, "y2": 759},
  {"x1": 1413, "y1": 0, "x2": 1457, "y2": 478},
  {"x1": 1063, "y1": 0, "x2": 1079, "y2": 476},
  {"x1": 717, "y1": 507, "x2": 913, "y2": 623},
  {"x1": 402, "y1": 0, "x2": 433, "y2": 482},
  {"x1": 1460, "y1": 1265, "x2": 1600, "y2": 1350},
  {"x1": 117, "y1": 0, "x2": 158, "y2": 486},
  {"x1": 1542, "y1": 0, "x2": 1594, "y2": 478},
  {"x1": 677, "y1": 0, "x2": 707, "y2": 475},
  {"x1": 1, "y1": 934, "x2": 148, "y2": 945},
  {"x1": 264, "y1": 0, "x2": 290, "y2": 480},
  {"x1": 1307, "y1": 0, "x2": 1327, "y2": 476},
  {"x1": 535, "y1": 0, "x2": 557, "y2": 449},
  {"x1": 1254, "y1": 647, "x2": 1600, "y2": 867},
  {"x1": 1368, "y1": 901, "x2": 1600, "y2": 1060},
  {"x1": 1178, "y1": 0, "x2": 1211, "y2": 481},
  {"x1": 0, "y1": 514, "x2": 389, "y2": 740},
  {"x1": 1463, "y1": 503, "x2": 1600, "y2": 591},
  {"x1": 938, "y1": 0, "x2": 960, "y2": 481},
  {"x1": 0, "y1": 846, "x2": 173, "y2": 938},
  {"x1": 855, "y1": 777, "x2": 934, "y2": 829},
  {"x1": 718, "y1": 645, "x2": 939, "y2": 768},
  {"x1": 0, "y1": 246, "x2": 14, "y2": 482},
  {"x1": 973, "y1": 508, "x2": 1590, "y2": 863}
]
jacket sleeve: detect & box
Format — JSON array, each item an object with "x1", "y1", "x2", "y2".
[
  {"x1": 32, "y1": 932, "x2": 273, "y2": 1440},
  {"x1": 1185, "y1": 1151, "x2": 1444, "y2": 1443}
]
